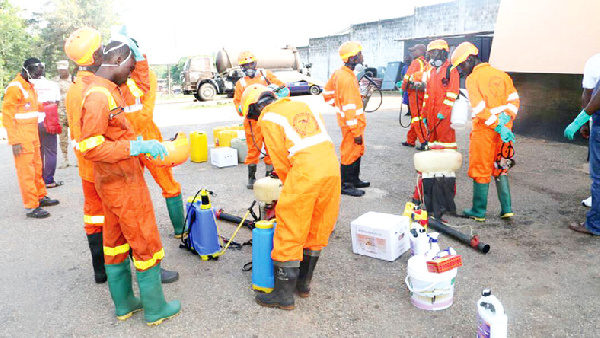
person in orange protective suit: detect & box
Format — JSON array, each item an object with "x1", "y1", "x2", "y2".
[
  {"x1": 79, "y1": 41, "x2": 180, "y2": 325},
  {"x1": 117, "y1": 40, "x2": 185, "y2": 244},
  {"x1": 65, "y1": 28, "x2": 178, "y2": 285},
  {"x1": 233, "y1": 50, "x2": 289, "y2": 189},
  {"x1": 239, "y1": 84, "x2": 341, "y2": 310},
  {"x1": 2, "y1": 58, "x2": 60, "y2": 219},
  {"x1": 401, "y1": 43, "x2": 429, "y2": 150},
  {"x1": 323, "y1": 41, "x2": 369, "y2": 197},
  {"x1": 451, "y1": 42, "x2": 519, "y2": 222}
]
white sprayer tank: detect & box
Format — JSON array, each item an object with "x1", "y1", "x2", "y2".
[
  {"x1": 450, "y1": 89, "x2": 472, "y2": 130},
  {"x1": 253, "y1": 176, "x2": 283, "y2": 204},
  {"x1": 413, "y1": 149, "x2": 462, "y2": 173}
]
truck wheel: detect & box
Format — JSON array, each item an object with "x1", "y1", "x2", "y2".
[
  {"x1": 198, "y1": 83, "x2": 216, "y2": 101},
  {"x1": 309, "y1": 85, "x2": 321, "y2": 95}
]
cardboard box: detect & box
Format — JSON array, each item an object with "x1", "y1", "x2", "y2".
[
  {"x1": 350, "y1": 212, "x2": 410, "y2": 261},
  {"x1": 210, "y1": 147, "x2": 238, "y2": 168}
]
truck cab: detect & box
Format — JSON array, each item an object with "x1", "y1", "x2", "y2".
[{"x1": 180, "y1": 56, "x2": 221, "y2": 101}]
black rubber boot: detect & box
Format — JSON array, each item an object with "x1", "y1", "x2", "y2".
[
  {"x1": 256, "y1": 262, "x2": 299, "y2": 310},
  {"x1": 247, "y1": 164, "x2": 257, "y2": 190},
  {"x1": 86, "y1": 233, "x2": 107, "y2": 283},
  {"x1": 296, "y1": 251, "x2": 320, "y2": 298},
  {"x1": 353, "y1": 157, "x2": 370, "y2": 188},
  {"x1": 160, "y1": 268, "x2": 179, "y2": 284},
  {"x1": 341, "y1": 164, "x2": 364, "y2": 197}
]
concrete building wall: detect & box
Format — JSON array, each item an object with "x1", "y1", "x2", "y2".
[{"x1": 303, "y1": 0, "x2": 500, "y2": 83}]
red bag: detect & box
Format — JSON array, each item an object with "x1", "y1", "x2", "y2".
[{"x1": 43, "y1": 102, "x2": 62, "y2": 134}]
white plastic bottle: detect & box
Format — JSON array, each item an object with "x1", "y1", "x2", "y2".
[
  {"x1": 477, "y1": 289, "x2": 508, "y2": 338},
  {"x1": 425, "y1": 232, "x2": 441, "y2": 260},
  {"x1": 409, "y1": 223, "x2": 429, "y2": 256}
]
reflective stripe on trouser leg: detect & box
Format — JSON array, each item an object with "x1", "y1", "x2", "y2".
[
  {"x1": 82, "y1": 179, "x2": 104, "y2": 235},
  {"x1": 139, "y1": 156, "x2": 182, "y2": 198},
  {"x1": 468, "y1": 128, "x2": 500, "y2": 184},
  {"x1": 340, "y1": 127, "x2": 364, "y2": 165}
]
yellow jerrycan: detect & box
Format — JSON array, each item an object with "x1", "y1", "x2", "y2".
[{"x1": 190, "y1": 131, "x2": 208, "y2": 163}]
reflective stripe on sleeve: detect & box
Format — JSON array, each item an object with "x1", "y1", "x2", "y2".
[
  {"x1": 124, "y1": 98, "x2": 143, "y2": 113},
  {"x1": 355, "y1": 108, "x2": 364, "y2": 115},
  {"x1": 507, "y1": 92, "x2": 519, "y2": 101},
  {"x1": 322, "y1": 90, "x2": 334, "y2": 96},
  {"x1": 506, "y1": 104, "x2": 518, "y2": 114},
  {"x1": 126, "y1": 79, "x2": 144, "y2": 98},
  {"x1": 446, "y1": 92, "x2": 458, "y2": 99},
  {"x1": 133, "y1": 248, "x2": 165, "y2": 270},
  {"x1": 485, "y1": 114, "x2": 498, "y2": 126},
  {"x1": 84, "y1": 215, "x2": 105, "y2": 224},
  {"x1": 79, "y1": 135, "x2": 105, "y2": 152},
  {"x1": 472, "y1": 101, "x2": 485, "y2": 115},
  {"x1": 104, "y1": 243, "x2": 131, "y2": 256},
  {"x1": 443, "y1": 99, "x2": 454, "y2": 106}
]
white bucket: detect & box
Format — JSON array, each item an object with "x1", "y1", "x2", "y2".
[{"x1": 405, "y1": 255, "x2": 457, "y2": 311}]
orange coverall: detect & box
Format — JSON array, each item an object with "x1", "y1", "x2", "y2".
[
  {"x1": 66, "y1": 70, "x2": 104, "y2": 235},
  {"x1": 233, "y1": 69, "x2": 285, "y2": 165},
  {"x1": 121, "y1": 62, "x2": 181, "y2": 198},
  {"x1": 79, "y1": 74, "x2": 164, "y2": 271},
  {"x1": 259, "y1": 98, "x2": 341, "y2": 262},
  {"x1": 323, "y1": 66, "x2": 366, "y2": 165},
  {"x1": 2, "y1": 74, "x2": 47, "y2": 209},
  {"x1": 402, "y1": 57, "x2": 428, "y2": 145},
  {"x1": 465, "y1": 63, "x2": 520, "y2": 184},
  {"x1": 422, "y1": 60, "x2": 460, "y2": 148}
]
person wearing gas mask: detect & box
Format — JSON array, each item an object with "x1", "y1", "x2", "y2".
[
  {"x1": 232, "y1": 51, "x2": 289, "y2": 189},
  {"x1": 401, "y1": 43, "x2": 429, "y2": 150},
  {"x1": 239, "y1": 84, "x2": 341, "y2": 310},
  {"x1": 323, "y1": 41, "x2": 370, "y2": 197},
  {"x1": 451, "y1": 42, "x2": 519, "y2": 222},
  {"x1": 78, "y1": 40, "x2": 180, "y2": 326},
  {"x1": 422, "y1": 39, "x2": 460, "y2": 149},
  {"x1": 2, "y1": 58, "x2": 60, "y2": 219}
]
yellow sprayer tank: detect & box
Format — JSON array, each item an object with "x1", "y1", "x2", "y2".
[{"x1": 190, "y1": 131, "x2": 208, "y2": 163}]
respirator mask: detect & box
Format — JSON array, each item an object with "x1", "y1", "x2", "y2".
[
  {"x1": 244, "y1": 68, "x2": 257, "y2": 78},
  {"x1": 429, "y1": 58, "x2": 444, "y2": 68}
]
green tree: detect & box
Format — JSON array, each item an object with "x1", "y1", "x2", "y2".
[
  {"x1": 170, "y1": 57, "x2": 187, "y2": 86},
  {"x1": 32, "y1": 0, "x2": 117, "y2": 78},
  {"x1": 0, "y1": 0, "x2": 37, "y2": 95}
]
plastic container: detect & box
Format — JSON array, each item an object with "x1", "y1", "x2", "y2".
[
  {"x1": 426, "y1": 232, "x2": 441, "y2": 260},
  {"x1": 186, "y1": 191, "x2": 221, "y2": 259},
  {"x1": 252, "y1": 220, "x2": 275, "y2": 293},
  {"x1": 212, "y1": 126, "x2": 227, "y2": 146},
  {"x1": 230, "y1": 138, "x2": 248, "y2": 163},
  {"x1": 477, "y1": 289, "x2": 508, "y2": 338},
  {"x1": 413, "y1": 149, "x2": 462, "y2": 173},
  {"x1": 253, "y1": 176, "x2": 283, "y2": 203},
  {"x1": 405, "y1": 255, "x2": 457, "y2": 311},
  {"x1": 190, "y1": 131, "x2": 208, "y2": 163},
  {"x1": 217, "y1": 130, "x2": 238, "y2": 147},
  {"x1": 210, "y1": 147, "x2": 238, "y2": 168},
  {"x1": 451, "y1": 89, "x2": 472, "y2": 130},
  {"x1": 409, "y1": 223, "x2": 429, "y2": 256}
]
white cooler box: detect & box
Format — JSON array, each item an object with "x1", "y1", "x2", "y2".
[
  {"x1": 351, "y1": 212, "x2": 410, "y2": 261},
  {"x1": 210, "y1": 147, "x2": 238, "y2": 168}
]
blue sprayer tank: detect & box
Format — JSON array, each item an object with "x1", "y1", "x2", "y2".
[
  {"x1": 252, "y1": 220, "x2": 275, "y2": 293},
  {"x1": 186, "y1": 190, "x2": 221, "y2": 260}
]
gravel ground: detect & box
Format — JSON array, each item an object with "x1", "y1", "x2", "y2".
[{"x1": 0, "y1": 94, "x2": 598, "y2": 337}]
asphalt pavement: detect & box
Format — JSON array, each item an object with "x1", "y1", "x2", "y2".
[{"x1": 0, "y1": 94, "x2": 598, "y2": 337}]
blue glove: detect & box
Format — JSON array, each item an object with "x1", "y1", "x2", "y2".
[
  {"x1": 130, "y1": 139, "x2": 168, "y2": 159},
  {"x1": 422, "y1": 118, "x2": 428, "y2": 129},
  {"x1": 494, "y1": 124, "x2": 515, "y2": 143},
  {"x1": 564, "y1": 110, "x2": 592, "y2": 140},
  {"x1": 437, "y1": 113, "x2": 445, "y2": 120},
  {"x1": 275, "y1": 86, "x2": 290, "y2": 99},
  {"x1": 396, "y1": 81, "x2": 403, "y2": 95},
  {"x1": 498, "y1": 112, "x2": 511, "y2": 126}
]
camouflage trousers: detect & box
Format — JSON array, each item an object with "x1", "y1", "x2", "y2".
[{"x1": 58, "y1": 109, "x2": 69, "y2": 158}]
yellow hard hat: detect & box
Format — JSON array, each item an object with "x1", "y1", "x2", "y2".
[
  {"x1": 451, "y1": 42, "x2": 479, "y2": 68},
  {"x1": 64, "y1": 27, "x2": 102, "y2": 66},
  {"x1": 147, "y1": 132, "x2": 190, "y2": 167},
  {"x1": 238, "y1": 51, "x2": 256, "y2": 65},
  {"x1": 427, "y1": 39, "x2": 449, "y2": 52},
  {"x1": 239, "y1": 84, "x2": 273, "y2": 117},
  {"x1": 339, "y1": 41, "x2": 363, "y2": 62}
]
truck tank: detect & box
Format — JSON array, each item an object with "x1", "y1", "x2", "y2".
[{"x1": 215, "y1": 46, "x2": 302, "y2": 74}]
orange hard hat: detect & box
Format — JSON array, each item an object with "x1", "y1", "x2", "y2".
[
  {"x1": 339, "y1": 41, "x2": 363, "y2": 62},
  {"x1": 240, "y1": 84, "x2": 274, "y2": 117},
  {"x1": 238, "y1": 51, "x2": 256, "y2": 65},
  {"x1": 148, "y1": 132, "x2": 190, "y2": 167},
  {"x1": 451, "y1": 42, "x2": 479, "y2": 68},
  {"x1": 427, "y1": 39, "x2": 449, "y2": 52},
  {"x1": 64, "y1": 27, "x2": 102, "y2": 66}
]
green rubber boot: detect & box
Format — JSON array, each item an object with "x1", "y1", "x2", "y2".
[
  {"x1": 105, "y1": 258, "x2": 143, "y2": 321},
  {"x1": 462, "y1": 180, "x2": 489, "y2": 222},
  {"x1": 495, "y1": 175, "x2": 514, "y2": 219},
  {"x1": 165, "y1": 194, "x2": 185, "y2": 238},
  {"x1": 137, "y1": 264, "x2": 181, "y2": 326}
]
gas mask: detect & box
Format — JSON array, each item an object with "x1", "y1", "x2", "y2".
[
  {"x1": 429, "y1": 58, "x2": 444, "y2": 68},
  {"x1": 244, "y1": 68, "x2": 257, "y2": 78},
  {"x1": 354, "y1": 63, "x2": 365, "y2": 74}
]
